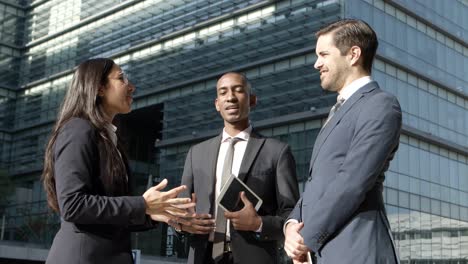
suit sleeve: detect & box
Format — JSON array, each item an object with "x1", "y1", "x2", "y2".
[
  {"x1": 287, "y1": 196, "x2": 303, "y2": 222},
  {"x1": 180, "y1": 147, "x2": 194, "y2": 199},
  {"x1": 171, "y1": 147, "x2": 194, "y2": 237},
  {"x1": 258, "y1": 144, "x2": 300, "y2": 241},
  {"x1": 301, "y1": 96, "x2": 402, "y2": 252},
  {"x1": 54, "y1": 119, "x2": 148, "y2": 226}
]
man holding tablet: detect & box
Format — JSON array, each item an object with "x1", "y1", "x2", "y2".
[{"x1": 177, "y1": 72, "x2": 300, "y2": 264}]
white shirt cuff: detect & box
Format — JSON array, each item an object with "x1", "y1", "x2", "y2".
[
  {"x1": 283, "y1": 219, "x2": 299, "y2": 235},
  {"x1": 255, "y1": 219, "x2": 263, "y2": 233}
]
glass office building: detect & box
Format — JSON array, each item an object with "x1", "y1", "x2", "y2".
[{"x1": 0, "y1": 0, "x2": 466, "y2": 263}]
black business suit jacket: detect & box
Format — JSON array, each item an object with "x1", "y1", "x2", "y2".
[
  {"x1": 180, "y1": 130, "x2": 300, "y2": 264},
  {"x1": 46, "y1": 118, "x2": 156, "y2": 264}
]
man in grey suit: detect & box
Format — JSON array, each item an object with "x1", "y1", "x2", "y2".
[
  {"x1": 175, "y1": 72, "x2": 300, "y2": 264},
  {"x1": 284, "y1": 19, "x2": 402, "y2": 264}
]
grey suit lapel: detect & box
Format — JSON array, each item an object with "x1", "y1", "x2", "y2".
[
  {"x1": 309, "y1": 82, "x2": 378, "y2": 173},
  {"x1": 238, "y1": 130, "x2": 265, "y2": 182}
]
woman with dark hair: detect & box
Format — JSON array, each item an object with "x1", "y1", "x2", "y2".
[{"x1": 42, "y1": 58, "x2": 193, "y2": 264}]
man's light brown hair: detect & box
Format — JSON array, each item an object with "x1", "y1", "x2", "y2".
[{"x1": 316, "y1": 19, "x2": 378, "y2": 73}]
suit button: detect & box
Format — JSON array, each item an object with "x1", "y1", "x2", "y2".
[{"x1": 307, "y1": 176, "x2": 312, "y2": 182}]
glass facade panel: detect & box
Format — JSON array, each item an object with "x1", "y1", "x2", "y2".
[{"x1": 349, "y1": 2, "x2": 468, "y2": 263}]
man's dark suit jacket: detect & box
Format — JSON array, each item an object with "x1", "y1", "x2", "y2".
[
  {"x1": 180, "y1": 130, "x2": 300, "y2": 264},
  {"x1": 46, "y1": 118, "x2": 156, "y2": 264},
  {"x1": 289, "y1": 82, "x2": 402, "y2": 263}
]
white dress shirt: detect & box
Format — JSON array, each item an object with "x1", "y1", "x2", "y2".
[
  {"x1": 338, "y1": 76, "x2": 372, "y2": 104},
  {"x1": 105, "y1": 123, "x2": 128, "y2": 182},
  {"x1": 106, "y1": 123, "x2": 118, "y2": 146},
  {"x1": 211, "y1": 125, "x2": 262, "y2": 240},
  {"x1": 215, "y1": 126, "x2": 251, "y2": 200}
]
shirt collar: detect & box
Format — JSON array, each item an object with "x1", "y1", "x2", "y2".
[
  {"x1": 108, "y1": 123, "x2": 117, "y2": 132},
  {"x1": 222, "y1": 125, "x2": 252, "y2": 143},
  {"x1": 338, "y1": 76, "x2": 372, "y2": 101},
  {"x1": 105, "y1": 123, "x2": 118, "y2": 146}
]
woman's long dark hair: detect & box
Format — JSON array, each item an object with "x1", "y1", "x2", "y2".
[{"x1": 42, "y1": 58, "x2": 128, "y2": 212}]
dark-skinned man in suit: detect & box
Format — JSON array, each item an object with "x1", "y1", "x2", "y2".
[{"x1": 175, "y1": 72, "x2": 300, "y2": 264}]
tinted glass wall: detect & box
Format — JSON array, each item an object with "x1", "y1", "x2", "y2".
[{"x1": 348, "y1": 1, "x2": 468, "y2": 263}]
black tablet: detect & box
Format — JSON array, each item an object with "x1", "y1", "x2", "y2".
[{"x1": 216, "y1": 174, "x2": 263, "y2": 212}]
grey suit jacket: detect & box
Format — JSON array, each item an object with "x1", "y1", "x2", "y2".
[
  {"x1": 180, "y1": 130, "x2": 300, "y2": 264},
  {"x1": 46, "y1": 118, "x2": 156, "y2": 264},
  {"x1": 289, "y1": 82, "x2": 402, "y2": 264}
]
